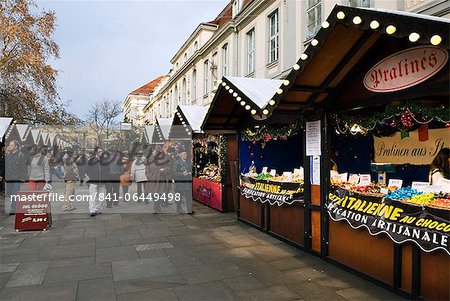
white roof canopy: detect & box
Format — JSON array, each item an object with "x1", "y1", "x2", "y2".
[
  {"x1": 178, "y1": 105, "x2": 207, "y2": 132},
  {"x1": 0, "y1": 117, "x2": 13, "y2": 142}
]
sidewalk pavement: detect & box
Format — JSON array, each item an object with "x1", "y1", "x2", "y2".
[{"x1": 0, "y1": 197, "x2": 405, "y2": 301}]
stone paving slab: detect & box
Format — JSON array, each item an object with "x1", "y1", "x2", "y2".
[{"x1": 0, "y1": 198, "x2": 407, "y2": 301}]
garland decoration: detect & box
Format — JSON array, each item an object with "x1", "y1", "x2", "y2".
[
  {"x1": 219, "y1": 135, "x2": 227, "y2": 182},
  {"x1": 241, "y1": 119, "x2": 302, "y2": 145},
  {"x1": 333, "y1": 101, "x2": 450, "y2": 135}
]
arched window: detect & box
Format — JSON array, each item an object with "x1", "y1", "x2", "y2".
[
  {"x1": 192, "y1": 69, "x2": 197, "y2": 103},
  {"x1": 204, "y1": 60, "x2": 209, "y2": 95},
  {"x1": 182, "y1": 78, "x2": 187, "y2": 105},
  {"x1": 194, "y1": 41, "x2": 198, "y2": 52},
  {"x1": 174, "y1": 85, "x2": 178, "y2": 107}
]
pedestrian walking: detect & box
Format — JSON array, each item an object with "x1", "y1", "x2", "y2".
[
  {"x1": 61, "y1": 151, "x2": 79, "y2": 211},
  {"x1": 86, "y1": 148, "x2": 106, "y2": 216},
  {"x1": 5, "y1": 140, "x2": 26, "y2": 214},
  {"x1": 120, "y1": 153, "x2": 132, "y2": 200},
  {"x1": 146, "y1": 145, "x2": 170, "y2": 213},
  {"x1": 131, "y1": 151, "x2": 148, "y2": 202},
  {"x1": 27, "y1": 145, "x2": 50, "y2": 191}
]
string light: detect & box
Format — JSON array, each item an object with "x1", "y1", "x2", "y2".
[
  {"x1": 300, "y1": 54, "x2": 308, "y2": 60},
  {"x1": 245, "y1": 105, "x2": 250, "y2": 110},
  {"x1": 370, "y1": 20, "x2": 380, "y2": 29},
  {"x1": 269, "y1": 100, "x2": 276, "y2": 106},
  {"x1": 337, "y1": 11, "x2": 345, "y2": 20},
  {"x1": 225, "y1": 85, "x2": 230, "y2": 90},
  {"x1": 353, "y1": 16, "x2": 362, "y2": 25},
  {"x1": 240, "y1": 101, "x2": 246, "y2": 106},
  {"x1": 311, "y1": 39, "x2": 318, "y2": 46},
  {"x1": 386, "y1": 25, "x2": 396, "y2": 35},
  {"x1": 262, "y1": 109, "x2": 269, "y2": 115},
  {"x1": 409, "y1": 32, "x2": 420, "y2": 42},
  {"x1": 293, "y1": 64, "x2": 300, "y2": 70},
  {"x1": 237, "y1": 97, "x2": 242, "y2": 101},
  {"x1": 283, "y1": 80, "x2": 290, "y2": 86},
  {"x1": 233, "y1": 92, "x2": 238, "y2": 97},
  {"x1": 221, "y1": 82, "x2": 226, "y2": 86},
  {"x1": 430, "y1": 35, "x2": 442, "y2": 45},
  {"x1": 276, "y1": 88, "x2": 283, "y2": 94},
  {"x1": 322, "y1": 21, "x2": 330, "y2": 28},
  {"x1": 250, "y1": 109, "x2": 256, "y2": 115},
  {"x1": 229, "y1": 89, "x2": 234, "y2": 93}
]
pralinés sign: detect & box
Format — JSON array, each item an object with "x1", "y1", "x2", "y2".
[{"x1": 364, "y1": 46, "x2": 448, "y2": 92}]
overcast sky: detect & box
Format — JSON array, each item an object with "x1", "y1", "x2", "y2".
[{"x1": 37, "y1": 0, "x2": 228, "y2": 119}]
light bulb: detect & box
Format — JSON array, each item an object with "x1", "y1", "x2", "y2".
[{"x1": 370, "y1": 20, "x2": 379, "y2": 29}]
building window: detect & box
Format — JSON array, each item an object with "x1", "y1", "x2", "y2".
[
  {"x1": 222, "y1": 44, "x2": 228, "y2": 77},
  {"x1": 268, "y1": 10, "x2": 279, "y2": 63},
  {"x1": 348, "y1": 0, "x2": 371, "y2": 7},
  {"x1": 204, "y1": 60, "x2": 209, "y2": 95},
  {"x1": 192, "y1": 69, "x2": 197, "y2": 102},
  {"x1": 307, "y1": 0, "x2": 321, "y2": 38},
  {"x1": 184, "y1": 53, "x2": 187, "y2": 62},
  {"x1": 247, "y1": 29, "x2": 255, "y2": 74},
  {"x1": 194, "y1": 41, "x2": 198, "y2": 52},
  {"x1": 232, "y1": 0, "x2": 242, "y2": 18},
  {"x1": 174, "y1": 85, "x2": 178, "y2": 108},
  {"x1": 182, "y1": 78, "x2": 187, "y2": 105}
]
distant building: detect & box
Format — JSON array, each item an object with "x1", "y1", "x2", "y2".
[{"x1": 123, "y1": 75, "x2": 167, "y2": 125}]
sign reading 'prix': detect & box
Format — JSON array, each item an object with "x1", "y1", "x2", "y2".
[{"x1": 364, "y1": 46, "x2": 448, "y2": 92}]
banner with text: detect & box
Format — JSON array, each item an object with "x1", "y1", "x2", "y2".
[
  {"x1": 240, "y1": 176, "x2": 304, "y2": 206},
  {"x1": 374, "y1": 128, "x2": 449, "y2": 165},
  {"x1": 328, "y1": 185, "x2": 450, "y2": 255}
]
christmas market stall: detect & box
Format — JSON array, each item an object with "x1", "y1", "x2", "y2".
[
  {"x1": 152, "y1": 117, "x2": 173, "y2": 144},
  {"x1": 169, "y1": 104, "x2": 235, "y2": 212},
  {"x1": 202, "y1": 76, "x2": 309, "y2": 246},
  {"x1": 273, "y1": 5, "x2": 449, "y2": 300}
]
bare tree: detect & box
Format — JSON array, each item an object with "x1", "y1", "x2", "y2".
[{"x1": 87, "y1": 100, "x2": 122, "y2": 147}]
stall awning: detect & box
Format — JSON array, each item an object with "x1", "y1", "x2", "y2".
[
  {"x1": 268, "y1": 5, "x2": 450, "y2": 114},
  {"x1": 202, "y1": 76, "x2": 283, "y2": 131},
  {"x1": 0, "y1": 117, "x2": 13, "y2": 143},
  {"x1": 151, "y1": 117, "x2": 173, "y2": 143},
  {"x1": 178, "y1": 105, "x2": 207, "y2": 132},
  {"x1": 142, "y1": 125, "x2": 155, "y2": 144}
]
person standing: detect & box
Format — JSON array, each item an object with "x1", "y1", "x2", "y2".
[
  {"x1": 120, "y1": 153, "x2": 132, "y2": 200},
  {"x1": 27, "y1": 145, "x2": 50, "y2": 191},
  {"x1": 75, "y1": 149, "x2": 87, "y2": 186},
  {"x1": 105, "y1": 151, "x2": 124, "y2": 207},
  {"x1": 131, "y1": 151, "x2": 148, "y2": 202},
  {"x1": 5, "y1": 140, "x2": 26, "y2": 215},
  {"x1": 61, "y1": 151, "x2": 79, "y2": 211},
  {"x1": 145, "y1": 146, "x2": 170, "y2": 213},
  {"x1": 173, "y1": 151, "x2": 193, "y2": 214},
  {"x1": 86, "y1": 148, "x2": 105, "y2": 216}
]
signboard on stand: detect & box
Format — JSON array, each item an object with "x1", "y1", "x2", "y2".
[{"x1": 15, "y1": 191, "x2": 51, "y2": 231}]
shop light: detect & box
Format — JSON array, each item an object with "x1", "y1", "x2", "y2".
[
  {"x1": 293, "y1": 64, "x2": 300, "y2": 70},
  {"x1": 409, "y1": 32, "x2": 420, "y2": 42},
  {"x1": 225, "y1": 85, "x2": 230, "y2": 90},
  {"x1": 182, "y1": 121, "x2": 186, "y2": 125},
  {"x1": 353, "y1": 16, "x2": 362, "y2": 25},
  {"x1": 322, "y1": 21, "x2": 330, "y2": 28},
  {"x1": 233, "y1": 92, "x2": 238, "y2": 97},
  {"x1": 386, "y1": 25, "x2": 396, "y2": 35},
  {"x1": 311, "y1": 39, "x2": 319, "y2": 46},
  {"x1": 283, "y1": 80, "x2": 290, "y2": 86},
  {"x1": 276, "y1": 88, "x2": 283, "y2": 94},
  {"x1": 430, "y1": 35, "x2": 442, "y2": 45},
  {"x1": 269, "y1": 100, "x2": 276, "y2": 106},
  {"x1": 240, "y1": 101, "x2": 246, "y2": 106},
  {"x1": 221, "y1": 82, "x2": 226, "y2": 86},
  {"x1": 262, "y1": 109, "x2": 269, "y2": 115},
  {"x1": 370, "y1": 20, "x2": 380, "y2": 29},
  {"x1": 229, "y1": 89, "x2": 234, "y2": 93},
  {"x1": 237, "y1": 97, "x2": 242, "y2": 101},
  {"x1": 250, "y1": 109, "x2": 256, "y2": 115},
  {"x1": 350, "y1": 124, "x2": 363, "y2": 134},
  {"x1": 337, "y1": 11, "x2": 345, "y2": 20},
  {"x1": 300, "y1": 54, "x2": 308, "y2": 60},
  {"x1": 245, "y1": 105, "x2": 251, "y2": 110}
]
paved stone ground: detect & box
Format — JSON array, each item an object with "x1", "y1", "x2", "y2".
[{"x1": 0, "y1": 182, "x2": 406, "y2": 301}]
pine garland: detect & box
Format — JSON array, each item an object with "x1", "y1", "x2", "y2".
[
  {"x1": 219, "y1": 135, "x2": 227, "y2": 182},
  {"x1": 333, "y1": 101, "x2": 449, "y2": 135},
  {"x1": 241, "y1": 119, "x2": 302, "y2": 143}
]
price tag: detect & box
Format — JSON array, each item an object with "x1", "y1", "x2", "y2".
[
  {"x1": 339, "y1": 173, "x2": 348, "y2": 182},
  {"x1": 411, "y1": 182, "x2": 430, "y2": 191},
  {"x1": 270, "y1": 169, "x2": 276, "y2": 176},
  {"x1": 330, "y1": 170, "x2": 339, "y2": 181},
  {"x1": 349, "y1": 174, "x2": 360, "y2": 185},
  {"x1": 262, "y1": 167, "x2": 268, "y2": 174},
  {"x1": 359, "y1": 174, "x2": 371, "y2": 186},
  {"x1": 388, "y1": 179, "x2": 403, "y2": 188}
]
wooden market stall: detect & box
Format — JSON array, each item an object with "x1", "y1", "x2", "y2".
[
  {"x1": 202, "y1": 77, "x2": 308, "y2": 244},
  {"x1": 271, "y1": 5, "x2": 450, "y2": 300},
  {"x1": 170, "y1": 105, "x2": 236, "y2": 212}
]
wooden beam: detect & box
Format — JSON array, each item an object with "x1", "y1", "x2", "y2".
[{"x1": 290, "y1": 85, "x2": 333, "y2": 93}]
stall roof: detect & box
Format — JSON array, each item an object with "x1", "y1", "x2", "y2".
[
  {"x1": 0, "y1": 117, "x2": 13, "y2": 143},
  {"x1": 202, "y1": 77, "x2": 284, "y2": 131},
  {"x1": 177, "y1": 105, "x2": 207, "y2": 132},
  {"x1": 156, "y1": 117, "x2": 173, "y2": 140},
  {"x1": 143, "y1": 125, "x2": 155, "y2": 144},
  {"x1": 269, "y1": 5, "x2": 450, "y2": 114},
  {"x1": 15, "y1": 124, "x2": 31, "y2": 142}
]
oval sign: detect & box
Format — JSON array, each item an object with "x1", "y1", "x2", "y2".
[{"x1": 364, "y1": 46, "x2": 448, "y2": 93}]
